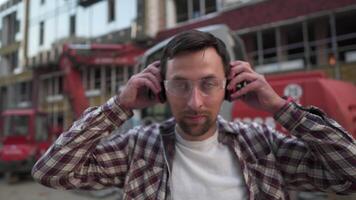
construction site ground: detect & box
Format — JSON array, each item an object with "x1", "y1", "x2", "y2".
[
  {"x1": 1, "y1": 174, "x2": 355, "y2": 200},
  {"x1": 0, "y1": 175, "x2": 122, "y2": 200}
]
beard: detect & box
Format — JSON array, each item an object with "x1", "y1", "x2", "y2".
[{"x1": 176, "y1": 109, "x2": 216, "y2": 137}]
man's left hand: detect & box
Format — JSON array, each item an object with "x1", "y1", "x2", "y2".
[{"x1": 227, "y1": 60, "x2": 286, "y2": 114}]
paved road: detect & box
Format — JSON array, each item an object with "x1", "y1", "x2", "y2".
[
  {"x1": 0, "y1": 176, "x2": 122, "y2": 200},
  {"x1": 1, "y1": 176, "x2": 355, "y2": 200}
]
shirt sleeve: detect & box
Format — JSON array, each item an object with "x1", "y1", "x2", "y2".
[
  {"x1": 31, "y1": 96, "x2": 134, "y2": 190},
  {"x1": 271, "y1": 101, "x2": 356, "y2": 193}
]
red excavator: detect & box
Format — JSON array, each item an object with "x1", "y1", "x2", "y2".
[
  {"x1": 232, "y1": 71, "x2": 356, "y2": 138},
  {"x1": 0, "y1": 108, "x2": 59, "y2": 182}
]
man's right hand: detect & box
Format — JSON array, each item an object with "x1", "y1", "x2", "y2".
[{"x1": 119, "y1": 61, "x2": 163, "y2": 110}]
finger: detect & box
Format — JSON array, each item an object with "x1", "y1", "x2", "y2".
[
  {"x1": 142, "y1": 73, "x2": 162, "y2": 92},
  {"x1": 230, "y1": 80, "x2": 261, "y2": 99},
  {"x1": 131, "y1": 73, "x2": 160, "y2": 92},
  {"x1": 144, "y1": 61, "x2": 161, "y2": 75},
  {"x1": 228, "y1": 61, "x2": 253, "y2": 79},
  {"x1": 142, "y1": 68, "x2": 161, "y2": 84},
  {"x1": 151, "y1": 60, "x2": 161, "y2": 67},
  {"x1": 146, "y1": 60, "x2": 160, "y2": 69},
  {"x1": 230, "y1": 60, "x2": 252, "y2": 68},
  {"x1": 134, "y1": 77, "x2": 160, "y2": 94},
  {"x1": 228, "y1": 65, "x2": 244, "y2": 80},
  {"x1": 227, "y1": 72, "x2": 258, "y2": 90},
  {"x1": 137, "y1": 73, "x2": 161, "y2": 93},
  {"x1": 140, "y1": 62, "x2": 162, "y2": 80}
]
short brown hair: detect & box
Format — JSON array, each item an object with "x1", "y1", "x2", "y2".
[{"x1": 160, "y1": 29, "x2": 230, "y2": 79}]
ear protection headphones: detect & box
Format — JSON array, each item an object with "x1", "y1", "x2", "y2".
[
  {"x1": 224, "y1": 77, "x2": 247, "y2": 101},
  {"x1": 224, "y1": 79, "x2": 233, "y2": 102}
]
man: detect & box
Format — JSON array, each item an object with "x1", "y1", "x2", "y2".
[{"x1": 32, "y1": 30, "x2": 356, "y2": 200}]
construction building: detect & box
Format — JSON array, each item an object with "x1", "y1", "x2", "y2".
[
  {"x1": 138, "y1": 0, "x2": 356, "y2": 83},
  {"x1": 0, "y1": 0, "x2": 29, "y2": 112},
  {"x1": 0, "y1": 0, "x2": 142, "y2": 128},
  {"x1": 0, "y1": 0, "x2": 355, "y2": 128}
]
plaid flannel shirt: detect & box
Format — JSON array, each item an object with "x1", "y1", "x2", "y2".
[{"x1": 32, "y1": 96, "x2": 356, "y2": 200}]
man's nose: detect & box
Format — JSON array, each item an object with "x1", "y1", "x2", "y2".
[{"x1": 187, "y1": 86, "x2": 204, "y2": 109}]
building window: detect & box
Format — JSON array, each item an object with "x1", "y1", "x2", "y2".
[
  {"x1": 205, "y1": 0, "x2": 217, "y2": 14},
  {"x1": 105, "y1": 67, "x2": 113, "y2": 94},
  {"x1": 2, "y1": 12, "x2": 17, "y2": 46},
  {"x1": 108, "y1": 0, "x2": 115, "y2": 22},
  {"x1": 39, "y1": 21, "x2": 44, "y2": 45},
  {"x1": 49, "y1": 112, "x2": 64, "y2": 128},
  {"x1": 0, "y1": 86, "x2": 8, "y2": 110},
  {"x1": 58, "y1": 76, "x2": 63, "y2": 94},
  {"x1": 42, "y1": 76, "x2": 63, "y2": 98},
  {"x1": 335, "y1": 11, "x2": 356, "y2": 63},
  {"x1": 262, "y1": 29, "x2": 277, "y2": 64},
  {"x1": 69, "y1": 15, "x2": 76, "y2": 36},
  {"x1": 127, "y1": 67, "x2": 134, "y2": 80},
  {"x1": 11, "y1": 51, "x2": 18, "y2": 71},
  {"x1": 176, "y1": 0, "x2": 188, "y2": 22},
  {"x1": 192, "y1": 0, "x2": 200, "y2": 18},
  {"x1": 285, "y1": 24, "x2": 304, "y2": 60},
  {"x1": 175, "y1": 0, "x2": 217, "y2": 23},
  {"x1": 35, "y1": 115, "x2": 49, "y2": 141},
  {"x1": 4, "y1": 51, "x2": 19, "y2": 73},
  {"x1": 18, "y1": 81, "x2": 32, "y2": 103},
  {"x1": 94, "y1": 68, "x2": 101, "y2": 89},
  {"x1": 116, "y1": 67, "x2": 124, "y2": 83}
]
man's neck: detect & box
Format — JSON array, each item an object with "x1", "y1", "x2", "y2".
[{"x1": 175, "y1": 124, "x2": 217, "y2": 141}]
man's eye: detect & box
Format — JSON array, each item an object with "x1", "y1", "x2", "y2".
[
  {"x1": 173, "y1": 81, "x2": 189, "y2": 90},
  {"x1": 203, "y1": 80, "x2": 218, "y2": 87},
  {"x1": 200, "y1": 81, "x2": 217, "y2": 91}
]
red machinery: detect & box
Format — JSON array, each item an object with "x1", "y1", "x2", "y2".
[
  {"x1": 60, "y1": 43, "x2": 144, "y2": 118},
  {"x1": 0, "y1": 43, "x2": 144, "y2": 182},
  {"x1": 0, "y1": 109, "x2": 59, "y2": 182},
  {"x1": 232, "y1": 71, "x2": 356, "y2": 138}
]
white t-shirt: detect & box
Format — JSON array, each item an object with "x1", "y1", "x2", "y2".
[{"x1": 171, "y1": 127, "x2": 247, "y2": 200}]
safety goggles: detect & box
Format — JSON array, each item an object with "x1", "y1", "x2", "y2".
[{"x1": 164, "y1": 78, "x2": 226, "y2": 98}]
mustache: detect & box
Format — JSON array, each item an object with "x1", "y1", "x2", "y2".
[{"x1": 182, "y1": 109, "x2": 209, "y2": 116}]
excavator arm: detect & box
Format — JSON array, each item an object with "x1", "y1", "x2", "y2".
[{"x1": 59, "y1": 43, "x2": 144, "y2": 119}]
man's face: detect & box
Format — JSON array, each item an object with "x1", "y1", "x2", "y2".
[{"x1": 165, "y1": 47, "x2": 225, "y2": 141}]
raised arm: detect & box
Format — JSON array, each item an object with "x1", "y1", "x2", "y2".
[
  {"x1": 228, "y1": 60, "x2": 356, "y2": 193},
  {"x1": 32, "y1": 96, "x2": 134, "y2": 189},
  {"x1": 271, "y1": 102, "x2": 356, "y2": 193},
  {"x1": 32, "y1": 61, "x2": 164, "y2": 190}
]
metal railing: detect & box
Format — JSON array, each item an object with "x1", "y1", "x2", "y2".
[{"x1": 244, "y1": 32, "x2": 356, "y2": 74}]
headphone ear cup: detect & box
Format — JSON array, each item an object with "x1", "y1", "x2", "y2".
[
  {"x1": 224, "y1": 79, "x2": 231, "y2": 101},
  {"x1": 224, "y1": 80, "x2": 248, "y2": 101},
  {"x1": 225, "y1": 64, "x2": 233, "y2": 101},
  {"x1": 158, "y1": 81, "x2": 167, "y2": 103}
]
